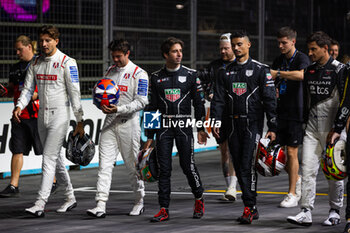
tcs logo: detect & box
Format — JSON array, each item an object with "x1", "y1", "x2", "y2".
[
  {"x1": 310, "y1": 85, "x2": 329, "y2": 95},
  {"x1": 316, "y1": 86, "x2": 329, "y2": 95}
]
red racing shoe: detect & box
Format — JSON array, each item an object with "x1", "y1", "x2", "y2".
[
  {"x1": 237, "y1": 207, "x2": 253, "y2": 224},
  {"x1": 193, "y1": 198, "x2": 205, "y2": 219},
  {"x1": 151, "y1": 208, "x2": 169, "y2": 222}
]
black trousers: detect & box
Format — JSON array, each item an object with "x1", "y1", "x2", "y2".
[
  {"x1": 156, "y1": 127, "x2": 204, "y2": 208},
  {"x1": 10, "y1": 118, "x2": 43, "y2": 155},
  {"x1": 228, "y1": 118, "x2": 263, "y2": 207}
]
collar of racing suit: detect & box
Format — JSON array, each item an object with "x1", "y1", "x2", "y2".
[
  {"x1": 237, "y1": 59, "x2": 249, "y2": 65},
  {"x1": 114, "y1": 60, "x2": 132, "y2": 72},
  {"x1": 43, "y1": 48, "x2": 61, "y2": 61},
  {"x1": 163, "y1": 64, "x2": 182, "y2": 74},
  {"x1": 164, "y1": 64, "x2": 182, "y2": 74},
  {"x1": 315, "y1": 56, "x2": 333, "y2": 70},
  {"x1": 166, "y1": 65, "x2": 181, "y2": 72},
  {"x1": 231, "y1": 57, "x2": 251, "y2": 70}
]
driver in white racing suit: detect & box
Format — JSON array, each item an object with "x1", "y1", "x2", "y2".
[
  {"x1": 287, "y1": 31, "x2": 346, "y2": 226},
  {"x1": 13, "y1": 25, "x2": 85, "y2": 217},
  {"x1": 86, "y1": 39, "x2": 148, "y2": 218}
]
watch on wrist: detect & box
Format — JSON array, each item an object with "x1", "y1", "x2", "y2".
[{"x1": 277, "y1": 69, "x2": 281, "y2": 78}]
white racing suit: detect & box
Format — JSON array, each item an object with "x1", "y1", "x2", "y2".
[
  {"x1": 301, "y1": 58, "x2": 345, "y2": 211},
  {"x1": 95, "y1": 60, "x2": 148, "y2": 203},
  {"x1": 17, "y1": 49, "x2": 84, "y2": 203}
]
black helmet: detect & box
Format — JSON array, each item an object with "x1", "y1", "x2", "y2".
[{"x1": 66, "y1": 131, "x2": 95, "y2": 166}]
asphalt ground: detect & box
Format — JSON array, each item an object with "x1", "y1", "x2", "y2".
[{"x1": 0, "y1": 149, "x2": 346, "y2": 233}]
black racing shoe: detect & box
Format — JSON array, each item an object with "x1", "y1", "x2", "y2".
[
  {"x1": 151, "y1": 208, "x2": 169, "y2": 222},
  {"x1": 237, "y1": 207, "x2": 253, "y2": 224},
  {"x1": 251, "y1": 206, "x2": 259, "y2": 220},
  {"x1": 193, "y1": 198, "x2": 205, "y2": 219},
  {"x1": 343, "y1": 222, "x2": 350, "y2": 233},
  {"x1": 0, "y1": 184, "x2": 19, "y2": 198}
]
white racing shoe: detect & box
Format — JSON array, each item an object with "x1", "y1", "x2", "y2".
[
  {"x1": 280, "y1": 193, "x2": 298, "y2": 208},
  {"x1": 220, "y1": 195, "x2": 229, "y2": 201},
  {"x1": 129, "y1": 202, "x2": 145, "y2": 216},
  {"x1": 287, "y1": 208, "x2": 312, "y2": 226},
  {"x1": 87, "y1": 201, "x2": 106, "y2": 218},
  {"x1": 224, "y1": 187, "x2": 237, "y2": 201},
  {"x1": 322, "y1": 209, "x2": 341, "y2": 226},
  {"x1": 25, "y1": 200, "x2": 46, "y2": 217},
  {"x1": 56, "y1": 197, "x2": 77, "y2": 213}
]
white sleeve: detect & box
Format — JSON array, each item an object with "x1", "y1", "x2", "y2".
[
  {"x1": 117, "y1": 69, "x2": 149, "y2": 114},
  {"x1": 64, "y1": 58, "x2": 84, "y2": 122},
  {"x1": 16, "y1": 62, "x2": 36, "y2": 110}
]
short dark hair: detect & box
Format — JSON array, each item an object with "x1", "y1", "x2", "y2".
[
  {"x1": 108, "y1": 39, "x2": 130, "y2": 54},
  {"x1": 38, "y1": 25, "x2": 60, "y2": 39},
  {"x1": 160, "y1": 37, "x2": 184, "y2": 58},
  {"x1": 277, "y1": 26, "x2": 297, "y2": 39},
  {"x1": 306, "y1": 31, "x2": 331, "y2": 48},
  {"x1": 331, "y1": 39, "x2": 340, "y2": 48},
  {"x1": 230, "y1": 30, "x2": 250, "y2": 42}
]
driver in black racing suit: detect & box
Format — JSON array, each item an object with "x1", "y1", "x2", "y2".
[
  {"x1": 212, "y1": 30, "x2": 277, "y2": 224},
  {"x1": 144, "y1": 37, "x2": 209, "y2": 222}
]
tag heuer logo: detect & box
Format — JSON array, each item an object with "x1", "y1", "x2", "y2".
[
  {"x1": 165, "y1": 89, "x2": 181, "y2": 102},
  {"x1": 232, "y1": 82, "x2": 247, "y2": 96}
]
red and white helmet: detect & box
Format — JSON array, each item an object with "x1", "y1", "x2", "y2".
[{"x1": 255, "y1": 138, "x2": 286, "y2": 177}]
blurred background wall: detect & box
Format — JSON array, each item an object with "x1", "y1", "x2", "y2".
[{"x1": 0, "y1": 0, "x2": 349, "y2": 99}]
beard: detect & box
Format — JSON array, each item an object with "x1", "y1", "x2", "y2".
[{"x1": 234, "y1": 53, "x2": 243, "y2": 59}]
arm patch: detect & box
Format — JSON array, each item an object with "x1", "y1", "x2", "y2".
[{"x1": 69, "y1": 66, "x2": 79, "y2": 83}]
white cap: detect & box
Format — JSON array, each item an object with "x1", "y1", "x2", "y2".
[{"x1": 220, "y1": 33, "x2": 231, "y2": 42}]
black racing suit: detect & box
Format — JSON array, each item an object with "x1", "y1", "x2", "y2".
[
  {"x1": 198, "y1": 58, "x2": 233, "y2": 143},
  {"x1": 212, "y1": 57, "x2": 277, "y2": 208},
  {"x1": 333, "y1": 63, "x2": 350, "y2": 135},
  {"x1": 146, "y1": 65, "x2": 206, "y2": 208},
  {"x1": 331, "y1": 63, "x2": 350, "y2": 219}
]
